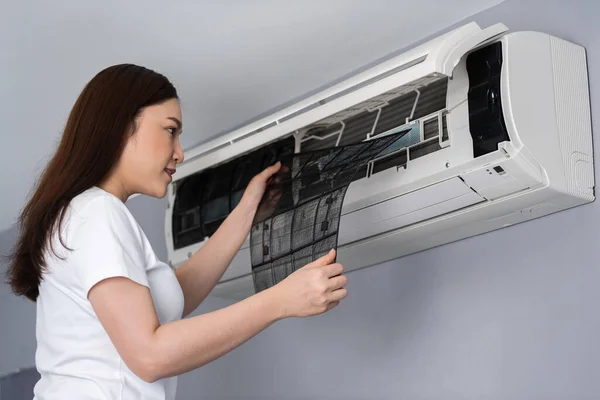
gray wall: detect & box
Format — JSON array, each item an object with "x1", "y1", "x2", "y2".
[
  {"x1": 2, "y1": 0, "x2": 600, "y2": 399},
  {"x1": 0, "y1": 227, "x2": 36, "y2": 377}
]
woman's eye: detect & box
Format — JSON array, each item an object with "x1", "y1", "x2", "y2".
[{"x1": 167, "y1": 127, "x2": 177, "y2": 135}]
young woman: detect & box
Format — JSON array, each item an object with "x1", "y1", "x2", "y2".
[{"x1": 6, "y1": 64, "x2": 348, "y2": 400}]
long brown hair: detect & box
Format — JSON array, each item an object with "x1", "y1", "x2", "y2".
[{"x1": 5, "y1": 64, "x2": 179, "y2": 301}]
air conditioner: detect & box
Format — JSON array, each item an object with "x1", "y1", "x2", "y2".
[{"x1": 165, "y1": 22, "x2": 594, "y2": 301}]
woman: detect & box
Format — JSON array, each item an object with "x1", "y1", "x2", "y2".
[{"x1": 6, "y1": 64, "x2": 348, "y2": 399}]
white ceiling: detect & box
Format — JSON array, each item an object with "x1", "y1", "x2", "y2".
[{"x1": 0, "y1": 0, "x2": 504, "y2": 232}]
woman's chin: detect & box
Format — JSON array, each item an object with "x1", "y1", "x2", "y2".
[
  {"x1": 135, "y1": 183, "x2": 169, "y2": 199},
  {"x1": 153, "y1": 185, "x2": 169, "y2": 199}
]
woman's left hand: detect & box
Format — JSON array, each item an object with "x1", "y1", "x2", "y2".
[{"x1": 240, "y1": 162, "x2": 283, "y2": 215}]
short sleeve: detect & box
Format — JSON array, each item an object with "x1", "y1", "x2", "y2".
[{"x1": 69, "y1": 194, "x2": 150, "y2": 296}]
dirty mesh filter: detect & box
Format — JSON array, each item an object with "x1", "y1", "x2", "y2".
[{"x1": 250, "y1": 132, "x2": 405, "y2": 293}]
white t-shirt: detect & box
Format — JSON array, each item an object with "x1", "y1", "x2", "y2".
[{"x1": 33, "y1": 187, "x2": 185, "y2": 400}]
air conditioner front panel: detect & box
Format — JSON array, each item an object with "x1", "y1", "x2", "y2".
[{"x1": 338, "y1": 177, "x2": 484, "y2": 245}]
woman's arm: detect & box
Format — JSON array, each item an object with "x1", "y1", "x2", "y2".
[
  {"x1": 88, "y1": 249, "x2": 347, "y2": 382},
  {"x1": 174, "y1": 162, "x2": 281, "y2": 317},
  {"x1": 174, "y1": 200, "x2": 256, "y2": 317}
]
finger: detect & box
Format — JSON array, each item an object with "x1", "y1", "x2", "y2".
[
  {"x1": 277, "y1": 163, "x2": 290, "y2": 174},
  {"x1": 322, "y1": 262, "x2": 344, "y2": 278},
  {"x1": 328, "y1": 288, "x2": 348, "y2": 302},
  {"x1": 304, "y1": 249, "x2": 336, "y2": 269},
  {"x1": 260, "y1": 161, "x2": 281, "y2": 178},
  {"x1": 325, "y1": 301, "x2": 339, "y2": 312},
  {"x1": 250, "y1": 162, "x2": 281, "y2": 186},
  {"x1": 327, "y1": 274, "x2": 348, "y2": 291}
]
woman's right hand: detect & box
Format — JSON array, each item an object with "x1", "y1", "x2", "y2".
[{"x1": 269, "y1": 249, "x2": 348, "y2": 318}]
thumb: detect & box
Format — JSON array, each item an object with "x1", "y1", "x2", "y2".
[
  {"x1": 261, "y1": 161, "x2": 281, "y2": 178},
  {"x1": 304, "y1": 249, "x2": 336, "y2": 269}
]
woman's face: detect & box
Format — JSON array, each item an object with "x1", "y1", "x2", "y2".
[{"x1": 118, "y1": 98, "x2": 185, "y2": 199}]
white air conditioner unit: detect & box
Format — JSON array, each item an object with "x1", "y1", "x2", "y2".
[{"x1": 165, "y1": 22, "x2": 594, "y2": 301}]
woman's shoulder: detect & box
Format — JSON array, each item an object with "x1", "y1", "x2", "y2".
[
  {"x1": 66, "y1": 187, "x2": 141, "y2": 239},
  {"x1": 70, "y1": 186, "x2": 132, "y2": 219},
  {"x1": 47, "y1": 188, "x2": 155, "y2": 296},
  {"x1": 43, "y1": 186, "x2": 147, "y2": 272}
]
